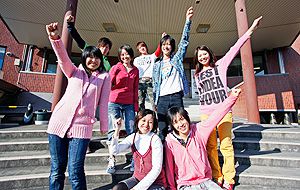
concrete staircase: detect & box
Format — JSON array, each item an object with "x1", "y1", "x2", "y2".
[{"x1": 0, "y1": 100, "x2": 300, "y2": 189}]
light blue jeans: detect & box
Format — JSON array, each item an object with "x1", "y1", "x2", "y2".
[
  {"x1": 107, "y1": 102, "x2": 135, "y2": 140},
  {"x1": 48, "y1": 134, "x2": 90, "y2": 190},
  {"x1": 179, "y1": 179, "x2": 222, "y2": 190}
]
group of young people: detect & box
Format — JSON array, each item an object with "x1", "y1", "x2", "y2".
[{"x1": 45, "y1": 5, "x2": 262, "y2": 190}]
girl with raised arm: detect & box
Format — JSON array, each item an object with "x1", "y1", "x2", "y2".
[
  {"x1": 46, "y1": 22, "x2": 111, "y2": 189},
  {"x1": 193, "y1": 16, "x2": 262, "y2": 190}
]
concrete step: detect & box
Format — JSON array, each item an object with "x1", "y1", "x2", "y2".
[
  {"x1": 0, "y1": 136, "x2": 110, "y2": 152},
  {"x1": 233, "y1": 137, "x2": 300, "y2": 152},
  {"x1": 0, "y1": 128, "x2": 102, "y2": 140},
  {"x1": 236, "y1": 165, "x2": 300, "y2": 187},
  {"x1": 0, "y1": 164, "x2": 132, "y2": 190},
  {"x1": 233, "y1": 124, "x2": 300, "y2": 141},
  {"x1": 0, "y1": 149, "x2": 131, "y2": 169},
  {"x1": 223, "y1": 150, "x2": 300, "y2": 168},
  {"x1": 1, "y1": 163, "x2": 299, "y2": 189}
]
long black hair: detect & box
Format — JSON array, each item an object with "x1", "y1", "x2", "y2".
[
  {"x1": 81, "y1": 46, "x2": 104, "y2": 74},
  {"x1": 194, "y1": 45, "x2": 217, "y2": 75},
  {"x1": 134, "y1": 109, "x2": 158, "y2": 133}
]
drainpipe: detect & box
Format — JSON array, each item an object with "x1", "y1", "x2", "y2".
[
  {"x1": 51, "y1": 0, "x2": 78, "y2": 111},
  {"x1": 234, "y1": 0, "x2": 260, "y2": 123}
]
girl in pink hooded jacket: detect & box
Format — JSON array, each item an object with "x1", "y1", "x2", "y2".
[{"x1": 46, "y1": 22, "x2": 111, "y2": 189}]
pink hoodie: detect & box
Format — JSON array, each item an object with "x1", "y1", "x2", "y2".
[
  {"x1": 47, "y1": 38, "x2": 111, "y2": 139},
  {"x1": 164, "y1": 95, "x2": 238, "y2": 189}
]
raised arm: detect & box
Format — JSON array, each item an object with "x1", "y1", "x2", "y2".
[
  {"x1": 218, "y1": 16, "x2": 263, "y2": 69},
  {"x1": 66, "y1": 15, "x2": 88, "y2": 50},
  {"x1": 198, "y1": 89, "x2": 241, "y2": 143},
  {"x1": 132, "y1": 136, "x2": 163, "y2": 190},
  {"x1": 110, "y1": 122, "x2": 133, "y2": 155},
  {"x1": 246, "y1": 16, "x2": 262, "y2": 36},
  {"x1": 175, "y1": 7, "x2": 193, "y2": 60},
  {"x1": 46, "y1": 22, "x2": 76, "y2": 78}
]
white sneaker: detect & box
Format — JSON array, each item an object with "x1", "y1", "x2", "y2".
[
  {"x1": 130, "y1": 159, "x2": 134, "y2": 172},
  {"x1": 106, "y1": 157, "x2": 116, "y2": 174}
]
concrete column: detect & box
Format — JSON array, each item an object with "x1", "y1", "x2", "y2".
[
  {"x1": 51, "y1": 0, "x2": 78, "y2": 111},
  {"x1": 234, "y1": 0, "x2": 260, "y2": 123}
]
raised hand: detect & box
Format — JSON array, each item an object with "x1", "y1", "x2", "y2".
[
  {"x1": 161, "y1": 32, "x2": 167, "y2": 39},
  {"x1": 231, "y1": 88, "x2": 241, "y2": 97},
  {"x1": 186, "y1": 6, "x2": 194, "y2": 20},
  {"x1": 113, "y1": 117, "x2": 123, "y2": 138},
  {"x1": 46, "y1": 22, "x2": 60, "y2": 40},
  {"x1": 66, "y1": 15, "x2": 75, "y2": 23},
  {"x1": 247, "y1": 16, "x2": 263, "y2": 36}
]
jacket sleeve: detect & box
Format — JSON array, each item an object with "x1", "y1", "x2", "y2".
[
  {"x1": 153, "y1": 43, "x2": 161, "y2": 58},
  {"x1": 49, "y1": 38, "x2": 76, "y2": 78},
  {"x1": 198, "y1": 95, "x2": 238, "y2": 143},
  {"x1": 217, "y1": 33, "x2": 250, "y2": 70},
  {"x1": 110, "y1": 134, "x2": 133, "y2": 155},
  {"x1": 134, "y1": 69, "x2": 139, "y2": 112},
  {"x1": 109, "y1": 65, "x2": 117, "y2": 89},
  {"x1": 174, "y1": 19, "x2": 191, "y2": 63},
  {"x1": 164, "y1": 140, "x2": 177, "y2": 190},
  {"x1": 98, "y1": 74, "x2": 111, "y2": 133},
  {"x1": 67, "y1": 22, "x2": 88, "y2": 50}
]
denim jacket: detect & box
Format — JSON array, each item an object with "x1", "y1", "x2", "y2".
[{"x1": 152, "y1": 19, "x2": 191, "y2": 104}]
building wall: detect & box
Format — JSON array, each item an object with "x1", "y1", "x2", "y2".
[
  {"x1": 229, "y1": 37, "x2": 300, "y2": 120},
  {"x1": 0, "y1": 17, "x2": 23, "y2": 85}
]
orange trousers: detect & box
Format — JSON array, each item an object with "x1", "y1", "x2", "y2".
[{"x1": 200, "y1": 112, "x2": 235, "y2": 184}]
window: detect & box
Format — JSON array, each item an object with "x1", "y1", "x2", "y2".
[
  {"x1": 0, "y1": 46, "x2": 6, "y2": 70},
  {"x1": 227, "y1": 53, "x2": 266, "y2": 77},
  {"x1": 46, "y1": 53, "x2": 57, "y2": 73},
  {"x1": 45, "y1": 52, "x2": 81, "y2": 74}
]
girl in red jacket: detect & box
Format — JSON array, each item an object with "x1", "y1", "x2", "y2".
[
  {"x1": 106, "y1": 44, "x2": 139, "y2": 173},
  {"x1": 46, "y1": 22, "x2": 111, "y2": 189}
]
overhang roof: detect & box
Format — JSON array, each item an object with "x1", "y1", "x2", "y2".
[{"x1": 0, "y1": 0, "x2": 299, "y2": 57}]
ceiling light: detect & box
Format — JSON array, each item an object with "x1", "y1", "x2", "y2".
[
  {"x1": 102, "y1": 23, "x2": 117, "y2": 32},
  {"x1": 196, "y1": 24, "x2": 210, "y2": 33}
]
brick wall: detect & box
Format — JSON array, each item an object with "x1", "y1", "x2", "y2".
[{"x1": 0, "y1": 17, "x2": 23, "y2": 85}]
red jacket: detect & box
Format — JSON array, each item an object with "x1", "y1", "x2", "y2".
[{"x1": 109, "y1": 62, "x2": 139, "y2": 111}]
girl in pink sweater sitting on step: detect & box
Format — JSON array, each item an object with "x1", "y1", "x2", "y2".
[
  {"x1": 46, "y1": 22, "x2": 111, "y2": 189},
  {"x1": 164, "y1": 89, "x2": 241, "y2": 190},
  {"x1": 111, "y1": 109, "x2": 166, "y2": 190}
]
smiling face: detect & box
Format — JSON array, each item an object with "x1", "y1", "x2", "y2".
[
  {"x1": 197, "y1": 49, "x2": 211, "y2": 67},
  {"x1": 99, "y1": 44, "x2": 110, "y2": 56},
  {"x1": 138, "y1": 114, "x2": 154, "y2": 134},
  {"x1": 85, "y1": 56, "x2": 101, "y2": 71},
  {"x1": 172, "y1": 113, "x2": 190, "y2": 137},
  {"x1": 138, "y1": 45, "x2": 148, "y2": 55},
  {"x1": 120, "y1": 48, "x2": 132, "y2": 65},
  {"x1": 162, "y1": 39, "x2": 172, "y2": 57}
]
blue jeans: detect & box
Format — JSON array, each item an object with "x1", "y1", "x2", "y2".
[
  {"x1": 107, "y1": 102, "x2": 135, "y2": 140},
  {"x1": 48, "y1": 134, "x2": 90, "y2": 190},
  {"x1": 157, "y1": 91, "x2": 184, "y2": 142},
  {"x1": 138, "y1": 81, "x2": 155, "y2": 110}
]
